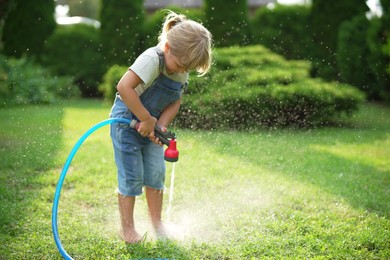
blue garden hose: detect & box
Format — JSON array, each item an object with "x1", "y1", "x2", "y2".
[{"x1": 52, "y1": 118, "x2": 131, "y2": 260}]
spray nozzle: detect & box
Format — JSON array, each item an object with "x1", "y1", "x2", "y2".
[
  {"x1": 153, "y1": 125, "x2": 176, "y2": 146},
  {"x1": 154, "y1": 125, "x2": 179, "y2": 162},
  {"x1": 164, "y1": 139, "x2": 179, "y2": 162},
  {"x1": 130, "y1": 119, "x2": 179, "y2": 162}
]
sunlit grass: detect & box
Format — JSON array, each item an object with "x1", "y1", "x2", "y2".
[
  {"x1": 0, "y1": 100, "x2": 389, "y2": 259},
  {"x1": 312, "y1": 138, "x2": 390, "y2": 172}
]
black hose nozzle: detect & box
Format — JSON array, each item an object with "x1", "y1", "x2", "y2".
[
  {"x1": 153, "y1": 126, "x2": 176, "y2": 146},
  {"x1": 130, "y1": 119, "x2": 179, "y2": 162}
]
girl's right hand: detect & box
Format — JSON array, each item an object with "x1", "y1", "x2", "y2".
[
  {"x1": 137, "y1": 116, "x2": 157, "y2": 137},
  {"x1": 149, "y1": 125, "x2": 167, "y2": 146}
]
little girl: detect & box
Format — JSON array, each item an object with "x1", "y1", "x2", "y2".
[{"x1": 109, "y1": 11, "x2": 212, "y2": 243}]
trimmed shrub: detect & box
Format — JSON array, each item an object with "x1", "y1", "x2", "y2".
[
  {"x1": 0, "y1": 55, "x2": 79, "y2": 106},
  {"x1": 42, "y1": 24, "x2": 104, "y2": 97},
  {"x1": 98, "y1": 65, "x2": 128, "y2": 102},
  {"x1": 175, "y1": 45, "x2": 365, "y2": 129}
]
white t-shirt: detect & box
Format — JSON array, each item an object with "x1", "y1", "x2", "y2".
[{"x1": 129, "y1": 46, "x2": 189, "y2": 96}]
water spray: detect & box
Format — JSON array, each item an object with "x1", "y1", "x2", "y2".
[
  {"x1": 52, "y1": 118, "x2": 179, "y2": 259},
  {"x1": 132, "y1": 120, "x2": 178, "y2": 222}
]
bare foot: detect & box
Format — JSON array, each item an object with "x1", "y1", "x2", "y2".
[
  {"x1": 121, "y1": 230, "x2": 143, "y2": 244},
  {"x1": 155, "y1": 224, "x2": 170, "y2": 240}
]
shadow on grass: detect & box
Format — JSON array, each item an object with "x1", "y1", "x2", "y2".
[
  {"x1": 298, "y1": 146, "x2": 388, "y2": 216},
  {"x1": 0, "y1": 105, "x2": 64, "y2": 238},
  {"x1": 198, "y1": 103, "x2": 390, "y2": 219}
]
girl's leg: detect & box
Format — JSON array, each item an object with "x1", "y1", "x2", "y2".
[
  {"x1": 118, "y1": 194, "x2": 142, "y2": 243},
  {"x1": 110, "y1": 120, "x2": 145, "y2": 243},
  {"x1": 143, "y1": 142, "x2": 166, "y2": 237},
  {"x1": 145, "y1": 187, "x2": 165, "y2": 235}
]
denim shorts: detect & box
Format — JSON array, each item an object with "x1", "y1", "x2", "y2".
[{"x1": 110, "y1": 96, "x2": 165, "y2": 196}]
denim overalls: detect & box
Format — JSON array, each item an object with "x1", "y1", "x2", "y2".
[{"x1": 110, "y1": 48, "x2": 185, "y2": 196}]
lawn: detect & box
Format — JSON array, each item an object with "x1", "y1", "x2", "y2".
[{"x1": 0, "y1": 99, "x2": 389, "y2": 259}]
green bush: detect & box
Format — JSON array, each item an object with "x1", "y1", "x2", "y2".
[
  {"x1": 42, "y1": 24, "x2": 104, "y2": 97},
  {"x1": 0, "y1": 55, "x2": 79, "y2": 106},
  {"x1": 98, "y1": 65, "x2": 128, "y2": 102},
  {"x1": 175, "y1": 45, "x2": 365, "y2": 129}
]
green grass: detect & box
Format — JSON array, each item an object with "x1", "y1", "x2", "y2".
[{"x1": 0, "y1": 99, "x2": 389, "y2": 259}]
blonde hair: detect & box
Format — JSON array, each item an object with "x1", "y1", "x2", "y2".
[{"x1": 158, "y1": 11, "x2": 213, "y2": 76}]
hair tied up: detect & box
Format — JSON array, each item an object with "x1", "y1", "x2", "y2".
[
  {"x1": 160, "y1": 11, "x2": 187, "y2": 36},
  {"x1": 166, "y1": 19, "x2": 179, "y2": 31}
]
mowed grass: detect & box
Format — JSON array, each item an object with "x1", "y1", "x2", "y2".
[{"x1": 0, "y1": 99, "x2": 389, "y2": 259}]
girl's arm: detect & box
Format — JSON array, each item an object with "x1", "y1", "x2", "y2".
[
  {"x1": 149, "y1": 98, "x2": 181, "y2": 145},
  {"x1": 157, "y1": 98, "x2": 181, "y2": 128},
  {"x1": 116, "y1": 70, "x2": 157, "y2": 136}
]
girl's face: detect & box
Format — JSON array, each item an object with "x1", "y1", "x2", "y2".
[{"x1": 164, "y1": 43, "x2": 187, "y2": 74}]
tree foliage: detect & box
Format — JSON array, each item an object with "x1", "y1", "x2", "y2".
[
  {"x1": 337, "y1": 15, "x2": 377, "y2": 96},
  {"x1": 42, "y1": 24, "x2": 105, "y2": 97},
  {"x1": 66, "y1": 0, "x2": 100, "y2": 19},
  {"x1": 308, "y1": 0, "x2": 368, "y2": 80},
  {"x1": 252, "y1": 4, "x2": 311, "y2": 60},
  {"x1": 380, "y1": 0, "x2": 390, "y2": 101},
  {"x1": 99, "y1": 0, "x2": 145, "y2": 68},
  {"x1": 2, "y1": 0, "x2": 56, "y2": 58},
  {"x1": 204, "y1": 0, "x2": 252, "y2": 47}
]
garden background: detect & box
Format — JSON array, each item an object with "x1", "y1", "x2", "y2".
[{"x1": 0, "y1": 0, "x2": 389, "y2": 259}]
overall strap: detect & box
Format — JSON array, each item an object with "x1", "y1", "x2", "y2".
[
  {"x1": 155, "y1": 48, "x2": 164, "y2": 73},
  {"x1": 154, "y1": 46, "x2": 188, "y2": 93}
]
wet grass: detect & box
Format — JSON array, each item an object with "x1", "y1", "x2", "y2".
[{"x1": 0, "y1": 99, "x2": 389, "y2": 259}]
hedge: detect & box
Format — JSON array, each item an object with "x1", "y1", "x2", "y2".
[
  {"x1": 175, "y1": 45, "x2": 365, "y2": 129},
  {"x1": 0, "y1": 55, "x2": 79, "y2": 106}
]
